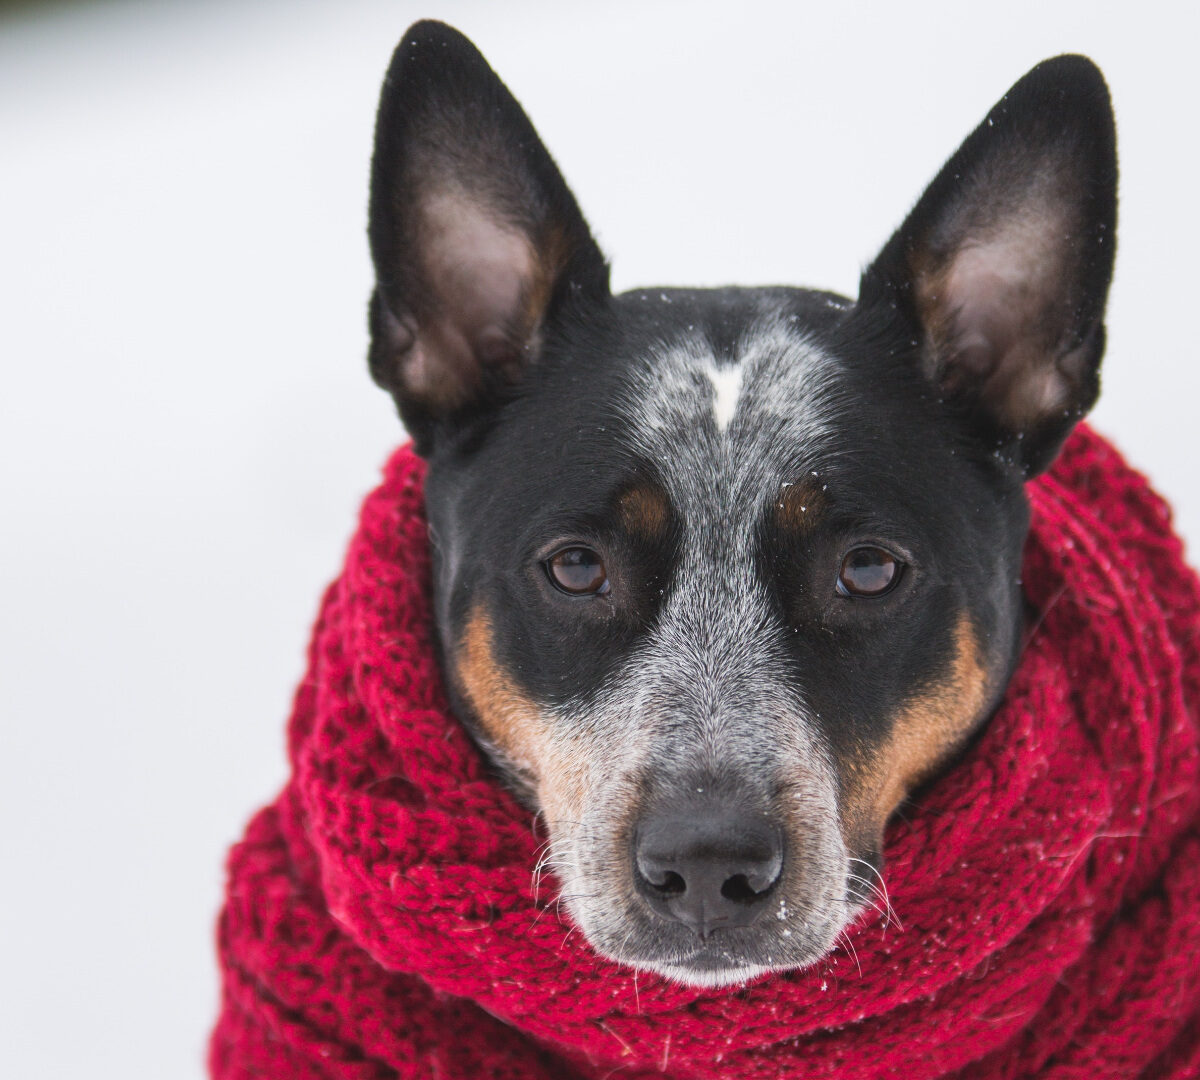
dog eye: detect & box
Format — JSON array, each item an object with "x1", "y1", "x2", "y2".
[
  {"x1": 837, "y1": 546, "x2": 901, "y2": 597},
  {"x1": 546, "y1": 546, "x2": 610, "y2": 596}
]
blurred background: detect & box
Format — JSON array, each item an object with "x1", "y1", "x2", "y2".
[{"x1": 2, "y1": 1, "x2": 1196, "y2": 1076}]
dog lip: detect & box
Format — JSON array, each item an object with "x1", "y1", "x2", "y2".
[
  {"x1": 624, "y1": 923, "x2": 825, "y2": 976},
  {"x1": 631, "y1": 945, "x2": 785, "y2": 987}
]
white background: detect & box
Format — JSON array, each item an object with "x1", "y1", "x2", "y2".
[{"x1": 2, "y1": 1, "x2": 1196, "y2": 1076}]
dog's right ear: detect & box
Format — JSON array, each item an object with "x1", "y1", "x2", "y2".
[
  {"x1": 860, "y1": 55, "x2": 1117, "y2": 476},
  {"x1": 366, "y1": 21, "x2": 610, "y2": 453}
]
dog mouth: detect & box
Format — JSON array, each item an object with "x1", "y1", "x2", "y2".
[{"x1": 573, "y1": 877, "x2": 860, "y2": 988}]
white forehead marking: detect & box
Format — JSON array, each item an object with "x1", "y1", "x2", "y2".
[
  {"x1": 622, "y1": 313, "x2": 840, "y2": 463},
  {"x1": 705, "y1": 360, "x2": 744, "y2": 433}
]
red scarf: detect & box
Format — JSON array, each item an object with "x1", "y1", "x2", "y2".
[{"x1": 211, "y1": 426, "x2": 1200, "y2": 1079}]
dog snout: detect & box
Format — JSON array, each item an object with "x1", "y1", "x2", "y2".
[{"x1": 632, "y1": 801, "x2": 784, "y2": 939}]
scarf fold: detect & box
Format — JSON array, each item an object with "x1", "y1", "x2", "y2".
[{"x1": 211, "y1": 425, "x2": 1200, "y2": 1080}]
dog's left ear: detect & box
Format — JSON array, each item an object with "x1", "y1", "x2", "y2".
[{"x1": 861, "y1": 56, "x2": 1117, "y2": 475}]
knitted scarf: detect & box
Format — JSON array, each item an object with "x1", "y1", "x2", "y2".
[{"x1": 210, "y1": 425, "x2": 1200, "y2": 1080}]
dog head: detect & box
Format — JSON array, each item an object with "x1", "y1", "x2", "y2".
[{"x1": 364, "y1": 22, "x2": 1116, "y2": 986}]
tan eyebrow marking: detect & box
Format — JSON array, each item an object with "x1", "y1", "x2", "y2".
[
  {"x1": 774, "y1": 477, "x2": 827, "y2": 535},
  {"x1": 617, "y1": 481, "x2": 672, "y2": 544}
]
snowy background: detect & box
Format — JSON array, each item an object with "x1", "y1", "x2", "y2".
[{"x1": 2, "y1": 1, "x2": 1196, "y2": 1076}]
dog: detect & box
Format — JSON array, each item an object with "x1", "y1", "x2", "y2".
[{"x1": 364, "y1": 20, "x2": 1116, "y2": 989}]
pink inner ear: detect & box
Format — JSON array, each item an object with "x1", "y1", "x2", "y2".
[
  {"x1": 402, "y1": 190, "x2": 538, "y2": 404},
  {"x1": 932, "y1": 201, "x2": 1084, "y2": 430}
]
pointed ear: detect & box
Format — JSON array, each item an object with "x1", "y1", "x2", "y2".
[
  {"x1": 366, "y1": 21, "x2": 610, "y2": 452},
  {"x1": 861, "y1": 56, "x2": 1117, "y2": 475}
]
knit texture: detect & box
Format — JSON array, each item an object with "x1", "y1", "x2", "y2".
[{"x1": 211, "y1": 425, "x2": 1200, "y2": 1079}]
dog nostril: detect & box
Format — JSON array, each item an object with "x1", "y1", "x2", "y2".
[
  {"x1": 644, "y1": 870, "x2": 686, "y2": 897},
  {"x1": 720, "y1": 873, "x2": 765, "y2": 904}
]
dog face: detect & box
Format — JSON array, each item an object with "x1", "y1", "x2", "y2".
[{"x1": 365, "y1": 22, "x2": 1116, "y2": 986}]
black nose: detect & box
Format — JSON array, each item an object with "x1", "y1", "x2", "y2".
[{"x1": 633, "y1": 804, "x2": 784, "y2": 938}]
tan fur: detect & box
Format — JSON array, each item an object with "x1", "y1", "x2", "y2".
[
  {"x1": 774, "y1": 479, "x2": 826, "y2": 535},
  {"x1": 617, "y1": 482, "x2": 672, "y2": 543},
  {"x1": 522, "y1": 221, "x2": 572, "y2": 338},
  {"x1": 455, "y1": 607, "x2": 586, "y2": 824},
  {"x1": 842, "y1": 613, "x2": 989, "y2": 846}
]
